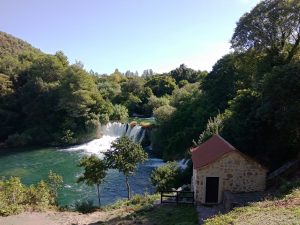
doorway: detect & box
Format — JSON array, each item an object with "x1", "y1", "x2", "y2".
[{"x1": 205, "y1": 177, "x2": 219, "y2": 203}]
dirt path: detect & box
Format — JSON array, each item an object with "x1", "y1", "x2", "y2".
[{"x1": 0, "y1": 209, "x2": 128, "y2": 225}]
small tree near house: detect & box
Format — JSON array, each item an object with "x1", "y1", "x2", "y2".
[
  {"x1": 105, "y1": 136, "x2": 148, "y2": 200},
  {"x1": 77, "y1": 154, "x2": 107, "y2": 207},
  {"x1": 150, "y1": 161, "x2": 181, "y2": 192}
]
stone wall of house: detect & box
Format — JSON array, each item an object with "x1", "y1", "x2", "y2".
[{"x1": 194, "y1": 151, "x2": 267, "y2": 204}]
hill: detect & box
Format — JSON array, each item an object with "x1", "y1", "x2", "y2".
[{"x1": 0, "y1": 31, "x2": 41, "y2": 59}]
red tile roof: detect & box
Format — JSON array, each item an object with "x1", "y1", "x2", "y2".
[{"x1": 191, "y1": 134, "x2": 236, "y2": 169}]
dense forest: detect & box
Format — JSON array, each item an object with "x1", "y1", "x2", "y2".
[{"x1": 1, "y1": 0, "x2": 299, "y2": 170}]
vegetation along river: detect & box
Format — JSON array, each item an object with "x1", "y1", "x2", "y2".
[{"x1": 0, "y1": 122, "x2": 163, "y2": 207}]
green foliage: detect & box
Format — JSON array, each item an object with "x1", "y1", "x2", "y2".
[
  {"x1": 110, "y1": 104, "x2": 128, "y2": 123},
  {"x1": 107, "y1": 193, "x2": 160, "y2": 210},
  {"x1": 152, "y1": 93, "x2": 210, "y2": 160},
  {"x1": 145, "y1": 95, "x2": 170, "y2": 114},
  {"x1": 0, "y1": 38, "x2": 113, "y2": 146},
  {"x1": 231, "y1": 0, "x2": 300, "y2": 64},
  {"x1": 170, "y1": 64, "x2": 207, "y2": 84},
  {"x1": 170, "y1": 82, "x2": 201, "y2": 107},
  {"x1": 105, "y1": 136, "x2": 148, "y2": 199},
  {"x1": 0, "y1": 31, "x2": 41, "y2": 61},
  {"x1": 154, "y1": 0, "x2": 300, "y2": 168},
  {"x1": 145, "y1": 75, "x2": 177, "y2": 97},
  {"x1": 153, "y1": 105, "x2": 176, "y2": 124},
  {"x1": 279, "y1": 180, "x2": 300, "y2": 196},
  {"x1": 0, "y1": 73, "x2": 14, "y2": 97},
  {"x1": 194, "y1": 113, "x2": 225, "y2": 146},
  {"x1": 150, "y1": 161, "x2": 181, "y2": 192},
  {"x1": 74, "y1": 200, "x2": 95, "y2": 214},
  {"x1": 0, "y1": 172, "x2": 62, "y2": 216},
  {"x1": 77, "y1": 154, "x2": 107, "y2": 207},
  {"x1": 46, "y1": 170, "x2": 63, "y2": 203}
]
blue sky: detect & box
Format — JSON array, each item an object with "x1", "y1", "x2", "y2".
[{"x1": 1, "y1": 0, "x2": 260, "y2": 74}]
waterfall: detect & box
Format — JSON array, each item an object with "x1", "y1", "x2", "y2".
[{"x1": 65, "y1": 122, "x2": 146, "y2": 154}]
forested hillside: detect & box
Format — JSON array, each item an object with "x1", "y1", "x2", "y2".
[
  {"x1": 1, "y1": 0, "x2": 299, "y2": 170},
  {"x1": 153, "y1": 0, "x2": 300, "y2": 170},
  {"x1": 0, "y1": 31, "x2": 206, "y2": 148}
]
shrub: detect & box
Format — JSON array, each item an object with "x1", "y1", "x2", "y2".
[
  {"x1": 153, "y1": 105, "x2": 176, "y2": 123},
  {"x1": 0, "y1": 171, "x2": 63, "y2": 216},
  {"x1": 74, "y1": 200, "x2": 95, "y2": 214},
  {"x1": 106, "y1": 193, "x2": 160, "y2": 210},
  {"x1": 5, "y1": 133, "x2": 31, "y2": 147},
  {"x1": 279, "y1": 180, "x2": 300, "y2": 195},
  {"x1": 0, "y1": 177, "x2": 26, "y2": 216},
  {"x1": 150, "y1": 161, "x2": 181, "y2": 192},
  {"x1": 110, "y1": 104, "x2": 129, "y2": 123}
]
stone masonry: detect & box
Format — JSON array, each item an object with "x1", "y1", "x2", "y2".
[{"x1": 193, "y1": 151, "x2": 267, "y2": 204}]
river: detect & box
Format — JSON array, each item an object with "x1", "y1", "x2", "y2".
[{"x1": 0, "y1": 122, "x2": 164, "y2": 207}]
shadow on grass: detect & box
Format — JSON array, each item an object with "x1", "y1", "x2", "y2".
[{"x1": 88, "y1": 204, "x2": 198, "y2": 225}]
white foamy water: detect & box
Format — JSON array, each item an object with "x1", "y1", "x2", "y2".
[{"x1": 64, "y1": 122, "x2": 145, "y2": 155}]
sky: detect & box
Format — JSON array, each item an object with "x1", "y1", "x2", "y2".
[{"x1": 0, "y1": 0, "x2": 261, "y2": 74}]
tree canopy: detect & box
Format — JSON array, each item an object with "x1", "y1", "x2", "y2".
[
  {"x1": 231, "y1": 0, "x2": 300, "y2": 64},
  {"x1": 77, "y1": 154, "x2": 107, "y2": 207},
  {"x1": 104, "y1": 137, "x2": 148, "y2": 199}
]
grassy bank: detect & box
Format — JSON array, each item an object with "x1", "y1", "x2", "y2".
[
  {"x1": 128, "y1": 117, "x2": 156, "y2": 128},
  {"x1": 204, "y1": 187, "x2": 300, "y2": 225},
  {"x1": 102, "y1": 193, "x2": 198, "y2": 225}
]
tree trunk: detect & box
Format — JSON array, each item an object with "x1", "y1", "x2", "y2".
[
  {"x1": 96, "y1": 184, "x2": 101, "y2": 207},
  {"x1": 125, "y1": 175, "x2": 131, "y2": 200}
]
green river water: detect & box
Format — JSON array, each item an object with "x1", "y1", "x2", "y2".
[{"x1": 0, "y1": 147, "x2": 163, "y2": 206}]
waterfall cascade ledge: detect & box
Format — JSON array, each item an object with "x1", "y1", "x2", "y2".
[{"x1": 65, "y1": 122, "x2": 146, "y2": 154}]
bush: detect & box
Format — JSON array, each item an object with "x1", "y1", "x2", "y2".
[
  {"x1": 150, "y1": 161, "x2": 181, "y2": 192},
  {"x1": 74, "y1": 200, "x2": 95, "y2": 214},
  {"x1": 110, "y1": 104, "x2": 128, "y2": 123},
  {"x1": 153, "y1": 105, "x2": 176, "y2": 123},
  {"x1": 106, "y1": 193, "x2": 160, "y2": 210},
  {"x1": 0, "y1": 171, "x2": 63, "y2": 216},
  {"x1": 5, "y1": 133, "x2": 32, "y2": 147},
  {"x1": 279, "y1": 180, "x2": 300, "y2": 195},
  {"x1": 0, "y1": 177, "x2": 25, "y2": 216}
]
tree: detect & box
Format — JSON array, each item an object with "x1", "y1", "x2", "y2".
[
  {"x1": 170, "y1": 64, "x2": 207, "y2": 84},
  {"x1": 153, "y1": 105, "x2": 176, "y2": 124},
  {"x1": 105, "y1": 136, "x2": 148, "y2": 199},
  {"x1": 77, "y1": 154, "x2": 107, "y2": 207},
  {"x1": 231, "y1": 0, "x2": 300, "y2": 64},
  {"x1": 193, "y1": 113, "x2": 225, "y2": 146},
  {"x1": 150, "y1": 161, "x2": 181, "y2": 192},
  {"x1": 110, "y1": 104, "x2": 128, "y2": 123},
  {"x1": 202, "y1": 54, "x2": 239, "y2": 111},
  {"x1": 145, "y1": 95, "x2": 170, "y2": 115},
  {"x1": 46, "y1": 170, "x2": 63, "y2": 205},
  {"x1": 145, "y1": 75, "x2": 177, "y2": 97}
]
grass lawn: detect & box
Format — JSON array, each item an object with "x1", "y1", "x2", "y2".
[
  {"x1": 101, "y1": 194, "x2": 198, "y2": 225},
  {"x1": 101, "y1": 205, "x2": 198, "y2": 225}
]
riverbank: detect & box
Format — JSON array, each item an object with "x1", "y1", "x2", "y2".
[{"x1": 0, "y1": 194, "x2": 198, "y2": 225}]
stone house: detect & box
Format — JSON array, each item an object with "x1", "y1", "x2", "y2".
[{"x1": 191, "y1": 134, "x2": 267, "y2": 204}]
